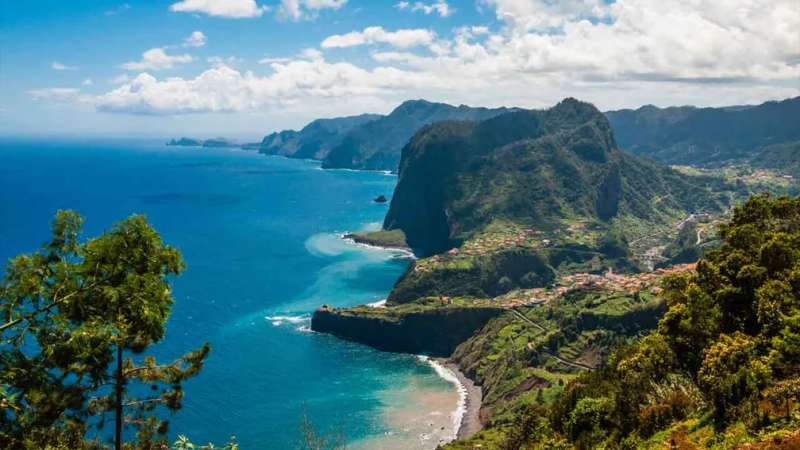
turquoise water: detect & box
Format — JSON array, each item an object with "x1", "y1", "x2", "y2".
[{"x1": 0, "y1": 138, "x2": 458, "y2": 449}]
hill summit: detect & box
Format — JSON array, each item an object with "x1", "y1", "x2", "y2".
[{"x1": 384, "y1": 98, "x2": 730, "y2": 256}]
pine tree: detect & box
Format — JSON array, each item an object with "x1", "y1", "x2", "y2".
[{"x1": 0, "y1": 211, "x2": 210, "y2": 449}]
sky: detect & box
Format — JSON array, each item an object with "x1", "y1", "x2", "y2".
[{"x1": 1, "y1": 0, "x2": 798, "y2": 139}]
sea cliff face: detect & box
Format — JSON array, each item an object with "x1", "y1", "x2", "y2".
[{"x1": 311, "y1": 304, "x2": 505, "y2": 356}]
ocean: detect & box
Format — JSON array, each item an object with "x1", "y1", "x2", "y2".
[{"x1": 0, "y1": 138, "x2": 461, "y2": 449}]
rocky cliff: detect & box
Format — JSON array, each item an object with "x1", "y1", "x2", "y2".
[
  {"x1": 311, "y1": 303, "x2": 505, "y2": 356},
  {"x1": 383, "y1": 98, "x2": 732, "y2": 257}
]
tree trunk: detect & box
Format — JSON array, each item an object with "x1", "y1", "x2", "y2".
[{"x1": 115, "y1": 343, "x2": 123, "y2": 450}]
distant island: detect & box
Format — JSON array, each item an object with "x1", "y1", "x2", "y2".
[
  {"x1": 166, "y1": 137, "x2": 261, "y2": 150},
  {"x1": 167, "y1": 137, "x2": 203, "y2": 146}
]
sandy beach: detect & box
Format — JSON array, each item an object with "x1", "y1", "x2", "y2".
[{"x1": 438, "y1": 359, "x2": 483, "y2": 440}]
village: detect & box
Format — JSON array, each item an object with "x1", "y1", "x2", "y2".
[{"x1": 493, "y1": 263, "x2": 697, "y2": 308}]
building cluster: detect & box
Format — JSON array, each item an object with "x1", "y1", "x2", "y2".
[{"x1": 495, "y1": 263, "x2": 697, "y2": 308}]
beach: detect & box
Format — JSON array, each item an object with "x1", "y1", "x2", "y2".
[{"x1": 438, "y1": 359, "x2": 483, "y2": 440}]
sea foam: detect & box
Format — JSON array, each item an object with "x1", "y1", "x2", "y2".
[{"x1": 417, "y1": 356, "x2": 467, "y2": 443}]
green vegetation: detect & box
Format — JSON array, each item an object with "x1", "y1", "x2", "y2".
[
  {"x1": 752, "y1": 141, "x2": 800, "y2": 179},
  {"x1": 384, "y1": 98, "x2": 736, "y2": 257},
  {"x1": 345, "y1": 229, "x2": 408, "y2": 249},
  {"x1": 259, "y1": 113, "x2": 381, "y2": 160},
  {"x1": 333, "y1": 296, "x2": 497, "y2": 321},
  {"x1": 0, "y1": 212, "x2": 210, "y2": 450},
  {"x1": 605, "y1": 97, "x2": 800, "y2": 165},
  {"x1": 447, "y1": 194, "x2": 800, "y2": 449},
  {"x1": 321, "y1": 100, "x2": 514, "y2": 171}
]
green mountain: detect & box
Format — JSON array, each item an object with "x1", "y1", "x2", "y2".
[
  {"x1": 320, "y1": 100, "x2": 515, "y2": 171},
  {"x1": 752, "y1": 141, "x2": 800, "y2": 177},
  {"x1": 444, "y1": 195, "x2": 800, "y2": 450},
  {"x1": 605, "y1": 96, "x2": 800, "y2": 165},
  {"x1": 258, "y1": 113, "x2": 380, "y2": 160},
  {"x1": 384, "y1": 98, "x2": 734, "y2": 257}
]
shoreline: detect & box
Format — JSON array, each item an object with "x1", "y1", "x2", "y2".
[
  {"x1": 340, "y1": 233, "x2": 416, "y2": 259},
  {"x1": 423, "y1": 357, "x2": 483, "y2": 443},
  {"x1": 440, "y1": 359, "x2": 483, "y2": 441}
]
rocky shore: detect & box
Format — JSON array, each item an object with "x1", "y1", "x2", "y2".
[{"x1": 343, "y1": 229, "x2": 410, "y2": 252}]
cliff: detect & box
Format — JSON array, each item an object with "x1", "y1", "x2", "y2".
[
  {"x1": 259, "y1": 113, "x2": 380, "y2": 160},
  {"x1": 311, "y1": 300, "x2": 505, "y2": 356},
  {"x1": 321, "y1": 100, "x2": 515, "y2": 171},
  {"x1": 383, "y1": 98, "x2": 733, "y2": 257}
]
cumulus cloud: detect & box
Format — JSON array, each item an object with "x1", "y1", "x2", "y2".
[
  {"x1": 82, "y1": 78, "x2": 94, "y2": 86},
  {"x1": 51, "y1": 61, "x2": 77, "y2": 71},
  {"x1": 120, "y1": 48, "x2": 194, "y2": 71},
  {"x1": 395, "y1": 1, "x2": 453, "y2": 18},
  {"x1": 322, "y1": 27, "x2": 436, "y2": 49},
  {"x1": 481, "y1": 0, "x2": 610, "y2": 31},
  {"x1": 36, "y1": 0, "x2": 800, "y2": 118},
  {"x1": 277, "y1": 0, "x2": 347, "y2": 21},
  {"x1": 169, "y1": 0, "x2": 266, "y2": 18},
  {"x1": 183, "y1": 31, "x2": 207, "y2": 48},
  {"x1": 93, "y1": 58, "x2": 439, "y2": 115}
]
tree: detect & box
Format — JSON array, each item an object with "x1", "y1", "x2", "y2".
[{"x1": 0, "y1": 211, "x2": 210, "y2": 449}]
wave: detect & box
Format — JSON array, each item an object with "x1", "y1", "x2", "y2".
[
  {"x1": 265, "y1": 314, "x2": 310, "y2": 327},
  {"x1": 367, "y1": 299, "x2": 387, "y2": 308},
  {"x1": 417, "y1": 356, "x2": 467, "y2": 443}
]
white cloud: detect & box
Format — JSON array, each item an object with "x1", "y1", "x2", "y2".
[
  {"x1": 93, "y1": 58, "x2": 439, "y2": 115},
  {"x1": 481, "y1": 0, "x2": 611, "y2": 31},
  {"x1": 169, "y1": 0, "x2": 266, "y2": 18},
  {"x1": 82, "y1": 78, "x2": 94, "y2": 86},
  {"x1": 277, "y1": 0, "x2": 347, "y2": 21},
  {"x1": 322, "y1": 27, "x2": 436, "y2": 49},
  {"x1": 120, "y1": 48, "x2": 194, "y2": 71},
  {"x1": 183, "y1": 31, "x2": 207, "y2": 48},
  {"x1": 395, "y1": 1, "x2": 453, "y2": 18},
  {"x1": 36, "y1": 0, "x2": 800, "y2": 120},
  {"x1": 51, "y1": 61, "x2": 78, "y2": 71}
]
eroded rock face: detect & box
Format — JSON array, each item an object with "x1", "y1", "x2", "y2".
[{"x1": 310, "y1": 306, "x2": 505, "y2": 356}]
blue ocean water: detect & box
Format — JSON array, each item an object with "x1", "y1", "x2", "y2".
[{"x1": 0, "y1": 138, "x2": 458, "y2": 449}]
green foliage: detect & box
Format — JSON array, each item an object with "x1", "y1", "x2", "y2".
[
  {"x1": 477, "y1": 194, "x2": 800, "y2": 449},
  {"x1": 321, "y1": 99, "x2": 513, "y2": 171},
  {"x1": 0, "y1": 211, "x2": 210, "y2": 449},
  {"x1": 385, "y1": 98, "x2": 734, "y2": 257},
  {"x1": 606, "y1": 97, "x2": 800, "y2": 165}
]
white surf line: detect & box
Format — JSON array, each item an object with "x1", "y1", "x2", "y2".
[
  {"x1": 264, "y1": 314, "x2": 311, "y2": 327},
  {"x1": 339, "y1": 233, "x2": 417, "y2": 259},
  {"x1": 417, "y1": 356, "x2": 467, "y2": 443}
]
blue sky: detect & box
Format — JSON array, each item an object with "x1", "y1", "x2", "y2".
[{"x1": 1, "y1": 0, "x2": 798, "y2": 139}]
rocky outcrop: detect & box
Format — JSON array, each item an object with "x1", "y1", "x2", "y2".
[{"x1": 310, "y1": 306, "x2": 505, "y2": 356}]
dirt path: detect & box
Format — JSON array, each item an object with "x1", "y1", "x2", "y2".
[{"x1": 510, "y1": 308, "x2": 596, "y2": 371}]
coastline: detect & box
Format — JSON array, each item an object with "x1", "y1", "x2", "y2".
[
  {"x1": 423, "y1": 357, "x2": 483, "y2": 443},
  {"x1": 341, "y1": 233, "x2": 416, "y2": 259},
  {"x1": 439, "y1": 359, "x2": 483, "y2": 440},
  {"x1": 338, "y1": 232, "x2": 481, "y2": 445}
]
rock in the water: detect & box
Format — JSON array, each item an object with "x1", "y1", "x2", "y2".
[{"x1": 374, "y1": 195, "x2": 388, "y2": 203}]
